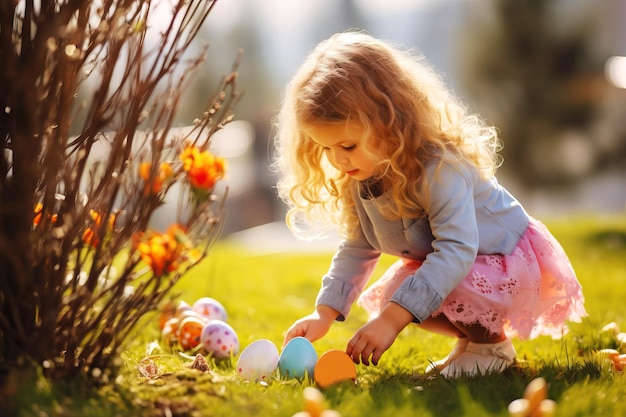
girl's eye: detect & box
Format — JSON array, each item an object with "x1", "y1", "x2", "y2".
[{"x1": 342, "y1": 145, "x2": 356, "y2": 151}]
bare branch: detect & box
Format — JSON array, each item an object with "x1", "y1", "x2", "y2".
[{"x1": 1, "y1": 0, "x2": 241, "y2": 380}]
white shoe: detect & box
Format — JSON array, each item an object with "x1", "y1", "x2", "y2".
[
  {"x1": 440, "y1": 339, "x2": 516, "y2": 378},
  {"x1": 425, "y1": 338, "x2": 469, "y2": 374}
]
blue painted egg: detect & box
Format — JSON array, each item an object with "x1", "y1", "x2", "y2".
[{"x1": 278, "y1": 336, "x2": 318, "y2": 380}]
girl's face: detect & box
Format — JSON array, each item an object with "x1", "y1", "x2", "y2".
[{"x1": 301, "y1": 121, "x2": 380, "y2": 181}]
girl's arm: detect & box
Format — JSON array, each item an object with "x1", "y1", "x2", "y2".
[
  {"x1": 315, "y1": 236, "x2": 382, "y2": 321},
  {"x1": 391, "y1": 162, "x2": 479, "y2": 322},
  {"x1": 282, "y1": 304, "x2": 340, "y2": 347},
  {"x1": 283, "y1": 231, "x2": 380, "y2": 346}
]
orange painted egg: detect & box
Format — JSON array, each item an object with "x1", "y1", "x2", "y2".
[
  {"x1": 616, "y1": 354, "x2": 626, "y2": 371},
  {"x1": 158, "y1": 301, "x2": 177, "y2": 329},
  {"x1": 523, "y1": 377, "x2": 547, "y2": 412},
  {"x1": 161, "y1": 317, "x2": 180, "y2": 347},
  {"x1": 597, "y1": 348, "x2": 620, "y2": 361},
  {"x1": 313, "y1": 349, "x2": 357, "y2": 388},
  {"x1": 177, "y1": 316, "x2": 204, "y2": 350}
]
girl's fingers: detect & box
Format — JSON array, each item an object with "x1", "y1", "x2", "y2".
[
  {"x1": 371, "y1": 348, "x2": 383, "y2": 366},
  {"x1": 360, "y1": 345, "x2": 374, "y2": 366},
  {"x1": 346, "y1": 334, "x2": 359, "y2": 356},
  {"x1": 283, "y1": 325, "x2": 306, "y2": 347},
  {"x1": 347, "y1": 335, "x2": 370, "y2": 365},
  {"x1": 347, "y1": 335, "x2": 382, "y2": 366}
]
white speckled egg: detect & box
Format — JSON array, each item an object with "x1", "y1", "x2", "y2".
[
  {"x1": 237, "y1": 339, "x2": 279, "y2": 382},
  {"x1": 192, "y1": 297, "x2": 228, "y2": 322},
  {"x1": 161, "y1": 317, "x2": 180, "y2": 347},
  {"x1": 200, "y1": 320, "x2": 239, "y2": 360},
  {"x1": 176, "y1": 300, "x2": 192, "y2": 317}
]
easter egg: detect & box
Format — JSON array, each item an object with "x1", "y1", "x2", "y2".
[
  {"x1": 176, "y1": 300, "x2": 192, "y2": 317},
  {"x1": 507, "y1": 398, "x2": 530, "y2": 417},
  {"x1": 161, "y1": 317, "x2": 180, "y2": 347},
  {"x1": 236, "y1": 339, "x2": 280, "y2": 381},
  {"x1": 303, "y1": 387, "x2": 324, "y2": 416},
  {"x1": 596, "y1": 348, "x2": 620, "y2": 362},
  {"x1": 177, "y1": 308, "x2": 207, "y2": 323},
  {"x1": 201, "y1": 319, "x2": 239, "y2": 360},
  {"x1": 314, "y1": 349, "x2": 357, "y2": 388},
  {"x1": 158, "y1": 301, "x2": 177, "y2": 329},
  {"x1": 523, "y1": 377, "x2": 547, "y2": 411},
  {"x1": 278, "y1": 336, "x2": 318, "y2": 380},
  {"x1": 178, "y1": 316, "x2": 204, "y2": 350},
  {"x1": 192, "y1": 297, "x2": 228, "y2": 322}
]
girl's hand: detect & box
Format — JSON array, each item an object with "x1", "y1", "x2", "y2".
[
  {"x1": 282, "y1": 305, "x2": 339, "y2": 347},
  {"x1": 346, "y1": 302, "x2": 414, "y2": 366}
]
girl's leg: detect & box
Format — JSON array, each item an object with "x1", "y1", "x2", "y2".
[
  {"x1": 417, "y1": 315, "x2": 469, "y2": 373},
  {"x1": 440, "y1": 318, "x2": 515, "y2": 378},
  {"x1": 449, "y1": 320, "x2": 506, "y2": 343},
  {"x1": 417, "y1": 314, "x2": 466, "y2": 338}
]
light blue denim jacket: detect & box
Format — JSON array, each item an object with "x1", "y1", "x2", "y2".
[{"x1": 315, "y1": 160, "x2": 530, "y2": 323}]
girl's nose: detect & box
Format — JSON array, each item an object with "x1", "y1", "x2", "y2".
[{"x1": 332, "y1": 149, "x2": 349, "y2": 165}]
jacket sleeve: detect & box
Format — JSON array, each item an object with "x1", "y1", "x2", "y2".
[
  {"x1": 315, "y1": 231, "x2": 381, "y2": 321},
  {"x1": 390, "y1": 162, "x2": 479, "y2": 322}
]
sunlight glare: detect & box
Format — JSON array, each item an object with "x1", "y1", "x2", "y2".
[{"x1": 605, "y1": 56, "x2": 626, "y2": 89}]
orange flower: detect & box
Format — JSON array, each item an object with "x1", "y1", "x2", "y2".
[
  {"x1": 137, "y1": 235, "x2": 176, "y2": 276},
  {"x1": 33, "y1": 202, "x2": 58, "y2": 227},
  {"x1": 179, "y1": 146, "x2": 226, "y2": 194},
  {"x1": 33, "y1": 202, "x2": 43, "y2": 226},
  {"x1": 82, "y1": 209, "x2": 116, "y2": 247},
  {"x1": 89, "y1": 209, "x2": 101, "y2": 224},
  {"x1": 134, "y1": 224, "x2": 192, "y2": 276},
  {"x1": 139, "y1": 161, "x2": 173, "y2": 194},
  {"x1": 83, "y1": 228, "x2": 96, "y2": 246}
]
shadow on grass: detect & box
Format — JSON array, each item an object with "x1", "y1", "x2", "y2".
[{"x1": 346, "y1": 359, "x2": 605, "y2": 417}]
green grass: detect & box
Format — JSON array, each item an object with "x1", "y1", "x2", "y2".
[{"x1": 9, "y1": 215, "x2": 626, "y2": 417}]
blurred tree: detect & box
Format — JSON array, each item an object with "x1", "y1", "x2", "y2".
[
  {"x1": 458, "y1": 0, "x2": 625, "y2": 187},
  {"x1": 0, "y1": 0, "x2": 239, "y2": 386},
  {"x1": 185, "y1": 11, "x2": 283, "y2": 231}
]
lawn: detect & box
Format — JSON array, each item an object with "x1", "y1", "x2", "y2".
[{"x1": 10, "y1": 216, "x2": 626, "y2": 417}]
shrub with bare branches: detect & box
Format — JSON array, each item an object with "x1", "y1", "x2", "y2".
[{"x1": 0, "y1": 0, "x2": 240, "y2": 381}]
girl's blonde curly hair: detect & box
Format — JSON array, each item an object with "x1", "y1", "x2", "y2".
[{"x1": 273, "y1": 31, "x2": 501, "y2": 240}]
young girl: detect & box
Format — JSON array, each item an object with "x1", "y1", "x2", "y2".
[{"x1": 274, "y1": 31, "x2": 586, "y2": 378}]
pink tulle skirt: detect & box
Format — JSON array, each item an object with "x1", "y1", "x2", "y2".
[{"x1": 357, "y1": 218, "x2": 586, "y2": 339}]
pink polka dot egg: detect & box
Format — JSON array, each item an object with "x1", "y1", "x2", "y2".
[
  {"x1": 192, "y1": 297, "x2": 228, "y2": 322},
  {"x1": 201, "y1": 319, "x2": 239, "y2": 360}
]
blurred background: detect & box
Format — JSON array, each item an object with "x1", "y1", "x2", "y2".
[{"x1": 154, "y1": 0, "x2": 626, "y2": 236}]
